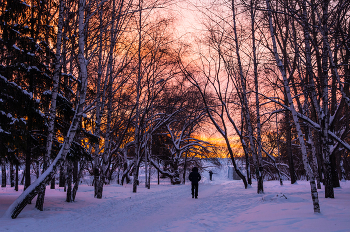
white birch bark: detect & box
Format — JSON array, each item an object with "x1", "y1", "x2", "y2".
[
  {"x1": 93, "y1": 5, "x2": 104, "y2": 198},
  {"x1": 4, "y1": 0, "x2": 89, "y2": 218},
  {"x1": 95, "y1": 0, "x2": 122, "y2": 199},
  {"x1": 35, "y1": 0, "x2": 65, "y2": 211},
  {"x1": 300, "y1": 1, "x2": 321, "y2": 189},
  {"x1": 266, "y1": 0, "x2": 320, "y2": 213}
]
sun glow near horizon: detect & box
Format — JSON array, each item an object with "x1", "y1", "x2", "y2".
[{"x1": 195, "y1": 134, "x2": 244, "y2": 158}]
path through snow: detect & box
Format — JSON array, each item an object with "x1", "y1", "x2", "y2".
[{"x1": 1, "y1": 180, "x2": 350, "y2": 232}]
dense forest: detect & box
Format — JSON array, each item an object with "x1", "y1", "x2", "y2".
[{"x1": 1, "y1": 0, "x2": 350, "y2": 217}]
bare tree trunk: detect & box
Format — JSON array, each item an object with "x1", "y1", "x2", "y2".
[
  {"x1": 66, "y1": 161, "x2": 73, "y2": 202},
  {"x1": 250, "y1": 0, "x2": 264, "y2": 192},
  {"x1": 1, "y1": 162, "x2": 6, "y2": 187},
  {"x1": 266, "y1": 0, "x2": 320, "y2": 213},
  {"x1": 286, "y1": 112, "x2": 296, "y2": 184},
  {"x1": 157, "y1": 159, "x2": 160, "y2": 185},
  {"x1": 319, "y1": 0, "x2": 333, "y2": 199},
  {"x1": 183, "y1": 152, "x2": 188, "y2": 184},
  {"x1": 275, "y1": 97, "x2": 283, "y2": 185},
  {"x1": 148, "y1": 137, "x2": 152, "y2": 188},
  {"x1": 36, "y1": 0, "x2": 65, "y2": 211},
  {"x1": 15, "y1": 164, "x2": 18, "y2": 191},
  {"x1": 145, "y1": 141, "x2": 150, "y2": 188},
  {"x1": 4, "y1": 0, "x2": 89, "y2": 218},
  {"x1": 309, "y1": 127, "x2": 321, "y2": 189},
  {"x1": 50, "y1": 176, "x2": 55, "y2": 189},
  {"x1": 72, "y1": 160, "x2": 83, "y2": 201},
  {"x1": 59, "y1": 164, "x2": 65, "y2": 187},
  {"x1": 231, "y1": 0, "x2": 262, "y2": 193},
  {"x1": 10, "y1": 163, "x2": 14, "y2": 187},
  {"x1": 133, "y1": 0, "x2": 143, "y2": 194},
  {"x1": 331, "y1": 153, "x2": 340, "y2": 188},
  {"x1": 93, "y1": 7, "x2": 103, "y2": 197}
]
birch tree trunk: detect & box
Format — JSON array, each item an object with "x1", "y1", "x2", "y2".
[
  {"x1": 72, "y1": 160, "x2": 83, "y2": 201},
  {"x1": 66, "y1": 161, "x2": 73, "y2": 202},
  {"x1": 300, "y1": 0, "x2": 320, "y2": 189},
  {"x1": 231, "y1": 0, "x2": 262, "y2": 193},
  {"x1": 35, "y1": 0, "x2": 65, "y2": 211},
  {"x1": 266, "y1": 0, "x2": 320, "y2": 213},
  {"x1": 4, "y1": 0, "x2": 89, "y2": 218},
  {"x1": 97, "y1": 0, "x2": 124, "y2": 198},
  {"x1": 250, "y1": 0, "x2": 265, "y2": 190},
  {"x1": 133, "y1": 0, "x2": 143, "y2": 193},
  {"x1": 93, "y1": 2, "x2": 105, "y2": 198},
  {"x1": 319, "y1": 0, "x2": 334, "y2": 198}
]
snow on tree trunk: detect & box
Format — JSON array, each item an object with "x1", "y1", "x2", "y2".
[
  {"x1": 93, "y1": 2, "x2": 104, "y2": 198},
  {"x1": 308, "y1": 127, "x2": 322, "y2": 189},
  {"x1": 266, "y1": 0, "x2": 320, "y2": 213},
  {"x1": 35, "y1": 0, "x2": 65, "y2": 211},
  {"x1": 300, "y1": 2, "x2": 322, "y2": 189},
  {"x1": 149, "y1": 158, "x2": 181, "y2": 184},
  {"x1": 4, "y1": 0, "x2": 89, "y2": 219},
  {"x1": 319, "y1": 0, "x2": 334, "y2": 198},
  {"x1": 171, "y1": 158, "x2": 181, "y2": 185}
]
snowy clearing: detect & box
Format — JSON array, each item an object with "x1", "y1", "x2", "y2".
[{"x1": 1, "y1": 178, "x2": 350, "y2": 232}]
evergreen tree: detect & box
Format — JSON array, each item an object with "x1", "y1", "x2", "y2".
[{"x1": 0, "y1": 0, "x2": 54, "y2": 189}]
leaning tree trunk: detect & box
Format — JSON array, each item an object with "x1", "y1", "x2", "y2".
[
  {"x1": 4, "y1": 0, "x2": 89, "y2": 218},
  {"x1": 266, "y1": 0, "x2": 320, "y2": 213},
  {"x1": 35, "y1": 0, "x2": 65, "y2": 211}
]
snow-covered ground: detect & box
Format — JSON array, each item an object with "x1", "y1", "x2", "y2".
[{"x1": 1, "y1": 169, "x2": 350, "y2": 232}]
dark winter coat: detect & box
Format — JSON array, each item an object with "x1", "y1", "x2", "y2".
[{"x1": 189, "y1": 167, "x2": 201, "y2": 184}]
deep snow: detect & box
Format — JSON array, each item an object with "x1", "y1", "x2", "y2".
[{"x1": 1, "y1": 167, "x2": 350, "y2": 232}]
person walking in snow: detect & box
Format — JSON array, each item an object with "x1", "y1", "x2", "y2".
[
  {"x1": 209, "y1": 170, "x2": 213, "y2": 181},
  {"x1": 189, "y1": 167, "x2": 201, "y2": 198}
]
